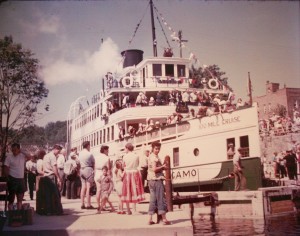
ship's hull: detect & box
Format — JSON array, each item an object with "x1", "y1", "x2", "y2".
[
  {"x1": 172, "y1": 157, "x2": 262, "y2": 192},
  {"x1": 70, "y1": 104, "x2": 262, "y2": 191}
]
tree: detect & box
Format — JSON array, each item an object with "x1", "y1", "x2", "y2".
[
  {"x1": 189, "y1": 64, "x2": 232, "y2": 91},
  {"x1": 273, "y1": 104, "x2": 287, "y2": 117},
  {"x1": 0, "y1": 36, "x2": 49, "y2": 161},
  {"x1": 44, "y1": 121, "x2": 67, "y2": 146}
]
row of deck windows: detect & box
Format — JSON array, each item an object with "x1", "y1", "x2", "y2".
[
  {"x1": 74, "y1": 125, "x2": 114, "y2": 152},
  {"x1": 74, "y1": 104, "x2": 102, "y2": 130}
]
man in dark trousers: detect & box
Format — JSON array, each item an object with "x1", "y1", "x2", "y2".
[
  {"x1": 283, "y1": 149, "x2": 298, "y2": 180},
  {"x1": 4, "y1": 143, "x2": 29, "y2": 210}
]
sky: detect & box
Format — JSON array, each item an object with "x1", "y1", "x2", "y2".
[{"x1": 0, "y1": 0, "x2": 299, "y2": 127}]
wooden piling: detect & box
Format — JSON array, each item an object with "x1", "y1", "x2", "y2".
[{"x1": 164, "y1": 155, "x2": 173, "y2": 212}]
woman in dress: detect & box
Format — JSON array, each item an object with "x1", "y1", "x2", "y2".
[{"x1": 121, "y1": 143, "x2": 145, "y2": 214}]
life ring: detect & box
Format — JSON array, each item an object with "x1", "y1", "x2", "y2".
[
  {"x1": 99, "y1": 90, "x2": 104, "y2": 99},
  {"x1": 122, "y1": 76, "x2": 133, "y2": 88},
  {"x1": 208, "y1": 78, "x2": 219, "y2": 90}
]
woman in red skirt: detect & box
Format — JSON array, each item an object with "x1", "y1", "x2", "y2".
[{"x1": 121, "y1": 143, "x2": 145, "y2": 214}]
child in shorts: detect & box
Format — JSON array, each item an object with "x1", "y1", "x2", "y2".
[{"x1": 97, "y1": 166, "x2": 115, "y2": 214}]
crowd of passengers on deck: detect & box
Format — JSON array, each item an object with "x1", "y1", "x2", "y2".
[
  {"x1": 104, "y1": 89, "x2": 248, "y2": 117},
  {"x1": 115, "y1": 89, "x2": 252, "y2": 140}
]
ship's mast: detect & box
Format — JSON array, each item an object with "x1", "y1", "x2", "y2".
[{"x1": 150, "y1": 0, "x2": 157, "y2": 57}]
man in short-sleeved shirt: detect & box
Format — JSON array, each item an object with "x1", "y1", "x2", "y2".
[
  {"x1": 4, "y1": 143, "x2": 28, "y2": 210},
  {"x1": 78, "y1": 141, "x2": 95, "y2": 209},
  {"x1": 233, "y1": 148, "x2": 247, "y2": 191},
  {"x1": 43, "y1": 144, "x2": 62, "y2": 188}
]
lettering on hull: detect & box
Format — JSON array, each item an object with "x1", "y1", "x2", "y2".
[
  {"x1": 172, "y1": 169, "x2": 197, "y2": 179},
  {"x1": 171, "y1": 163, "x2": 222, "y2": 185},
  {"x1": 199, "y1": 116, "x2": 240, "y2": 130}
]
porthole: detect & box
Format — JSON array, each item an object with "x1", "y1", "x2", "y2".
[{"x1": 193, "y1": 148, "x2": 199, "y2": 157}]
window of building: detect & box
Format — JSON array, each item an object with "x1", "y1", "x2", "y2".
[
  {"x1": 226, "y1": 138, "x2": 235, "y2": 159},
  {"x1": 100, "y1": 130, "x2": 102, "y2": 144},
  {"x1": 107, "y1": 127, "x2": 110, "y2": 142},
  {"x1": 111, "y1": 126, "x2": 114, "y2": 141},
  {"x1": 177, "y1": 65, "x2": 186, "y2": 77},
  {"x1": 96, "y1": 132, "x2": 99, "y2": 145},
  {"x1": 165, "y1": 64, "x2": 174, "y2": 77},
  {"x1": 153, "y1": 64, "x2": 162, "y2": 76},
  {"x1": 103, "y1": 129, "x2": 106, "y2": 143},
  {"x1": 239, "y1": 135, "x2": 249, "y2": 157},
  {"x1": 173, "y1": 147, "x2": 179, "y2": 167}
]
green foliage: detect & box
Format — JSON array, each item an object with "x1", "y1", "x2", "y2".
[
  {"x1": 17, "y1": 121, "x2": 67, "y2": 147},
  {"x1": 0, "y1": 36, "x2": 49, "y2": 160},
  {"x1": 189, "y1": 64, "x2": 232, "y2": 91},
  {"x1": 273, "y1": 104, "x2": 287, "y2": 117},
  {"x1": 45, "y1": 121, "x2": 67, "y2": 145}
]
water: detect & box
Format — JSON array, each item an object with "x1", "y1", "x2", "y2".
[{"x1": 193, "y1": 214, "x2": 300, "y2": 236}]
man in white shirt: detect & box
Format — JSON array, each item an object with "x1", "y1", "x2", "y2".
[
  {"x1": 36, "y1": 149, "x2": 46, "y2": 192},
  {"x1": 57, "y1": 148, "x2": 66, "y2": 196},
  {"x1": 78, "y1": 141, "x2": 95, "y2": 209},
  {"x1": 26, "y1": 154, "x2": 37, "y2": 200},
  {"x1": 4, "y1": 143, "x2": 29, "y2": 210},
  {"x1": 233, "y1": 147, "x2": 247, "y2": 191},
  {"x1": 43, "y1": 144, "x2": 62, "y2": 189},
  {"x1": 138, "y1": 147, "x2": 150, "y2": 192},
  {"x1": 39, "y1": 144, "x2": 63, "y2": 215}
]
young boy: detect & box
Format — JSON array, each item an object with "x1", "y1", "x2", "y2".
[{"x1": 97, "y1": 166, "x2": 115, "y2": 214}]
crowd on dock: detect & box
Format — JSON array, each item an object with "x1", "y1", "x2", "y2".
[
  {"x1": 2, "y1": 141, "x2": 171, "y2": 225},
  {"x1": 259, "y1": 109, "x2": 300, "y2": 136},
  {"x1": 262, "y1": 142, "x2": 300, "y2": 181}
]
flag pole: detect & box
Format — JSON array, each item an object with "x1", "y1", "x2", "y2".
[{"x1": 248, "y1": 72, "x2": 253, "y2": 106}]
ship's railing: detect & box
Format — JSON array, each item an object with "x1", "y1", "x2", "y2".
[
  {"x1": 105, "y1": 76, "x2": 190, "y2": 90},
  {"x1": 115, "y1": 121, "x2": 191, "y2": 149},
  {"x1": 143, "y1": 76, "x2": 190, "y2": 89}
]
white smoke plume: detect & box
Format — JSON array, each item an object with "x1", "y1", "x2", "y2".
[{"x1": 40, "y1": 38, "x2": 123, "y2": 86}]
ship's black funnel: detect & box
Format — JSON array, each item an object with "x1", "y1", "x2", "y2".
[{"x1": 121, "y1": 49, "x2": 143, "y2": 68}]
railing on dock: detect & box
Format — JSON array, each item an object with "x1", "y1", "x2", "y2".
[{"x1": 164, "y1": 155, "x2": 219, "y2": 220}]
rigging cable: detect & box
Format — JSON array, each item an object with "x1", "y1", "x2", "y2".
[
  {"x1": 121, "y1": 2, "x2": 150, "y2": 66},
  {"x1": 153, "y1": 7, "x2": 171, "y2": 48}
]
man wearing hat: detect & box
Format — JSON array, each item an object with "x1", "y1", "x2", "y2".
[
  {"x1": 232, "y1": 147, "x2": 247, "y2": 191},
  {"x1": 43, "y1": 144, "x2": 63, "y2": 187},
  {"x1": 26, "y1": 153, "x2": 37, "y2": 200},
  {"x1": 37, "y1": 144, "x2": 63, "y2": 215},
  {"x1": 283, "y1": 148, "x2": 297, "y2": 180},
  {"x1": 64, "y1": 151, "x2": 79, "y2": 199}
]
